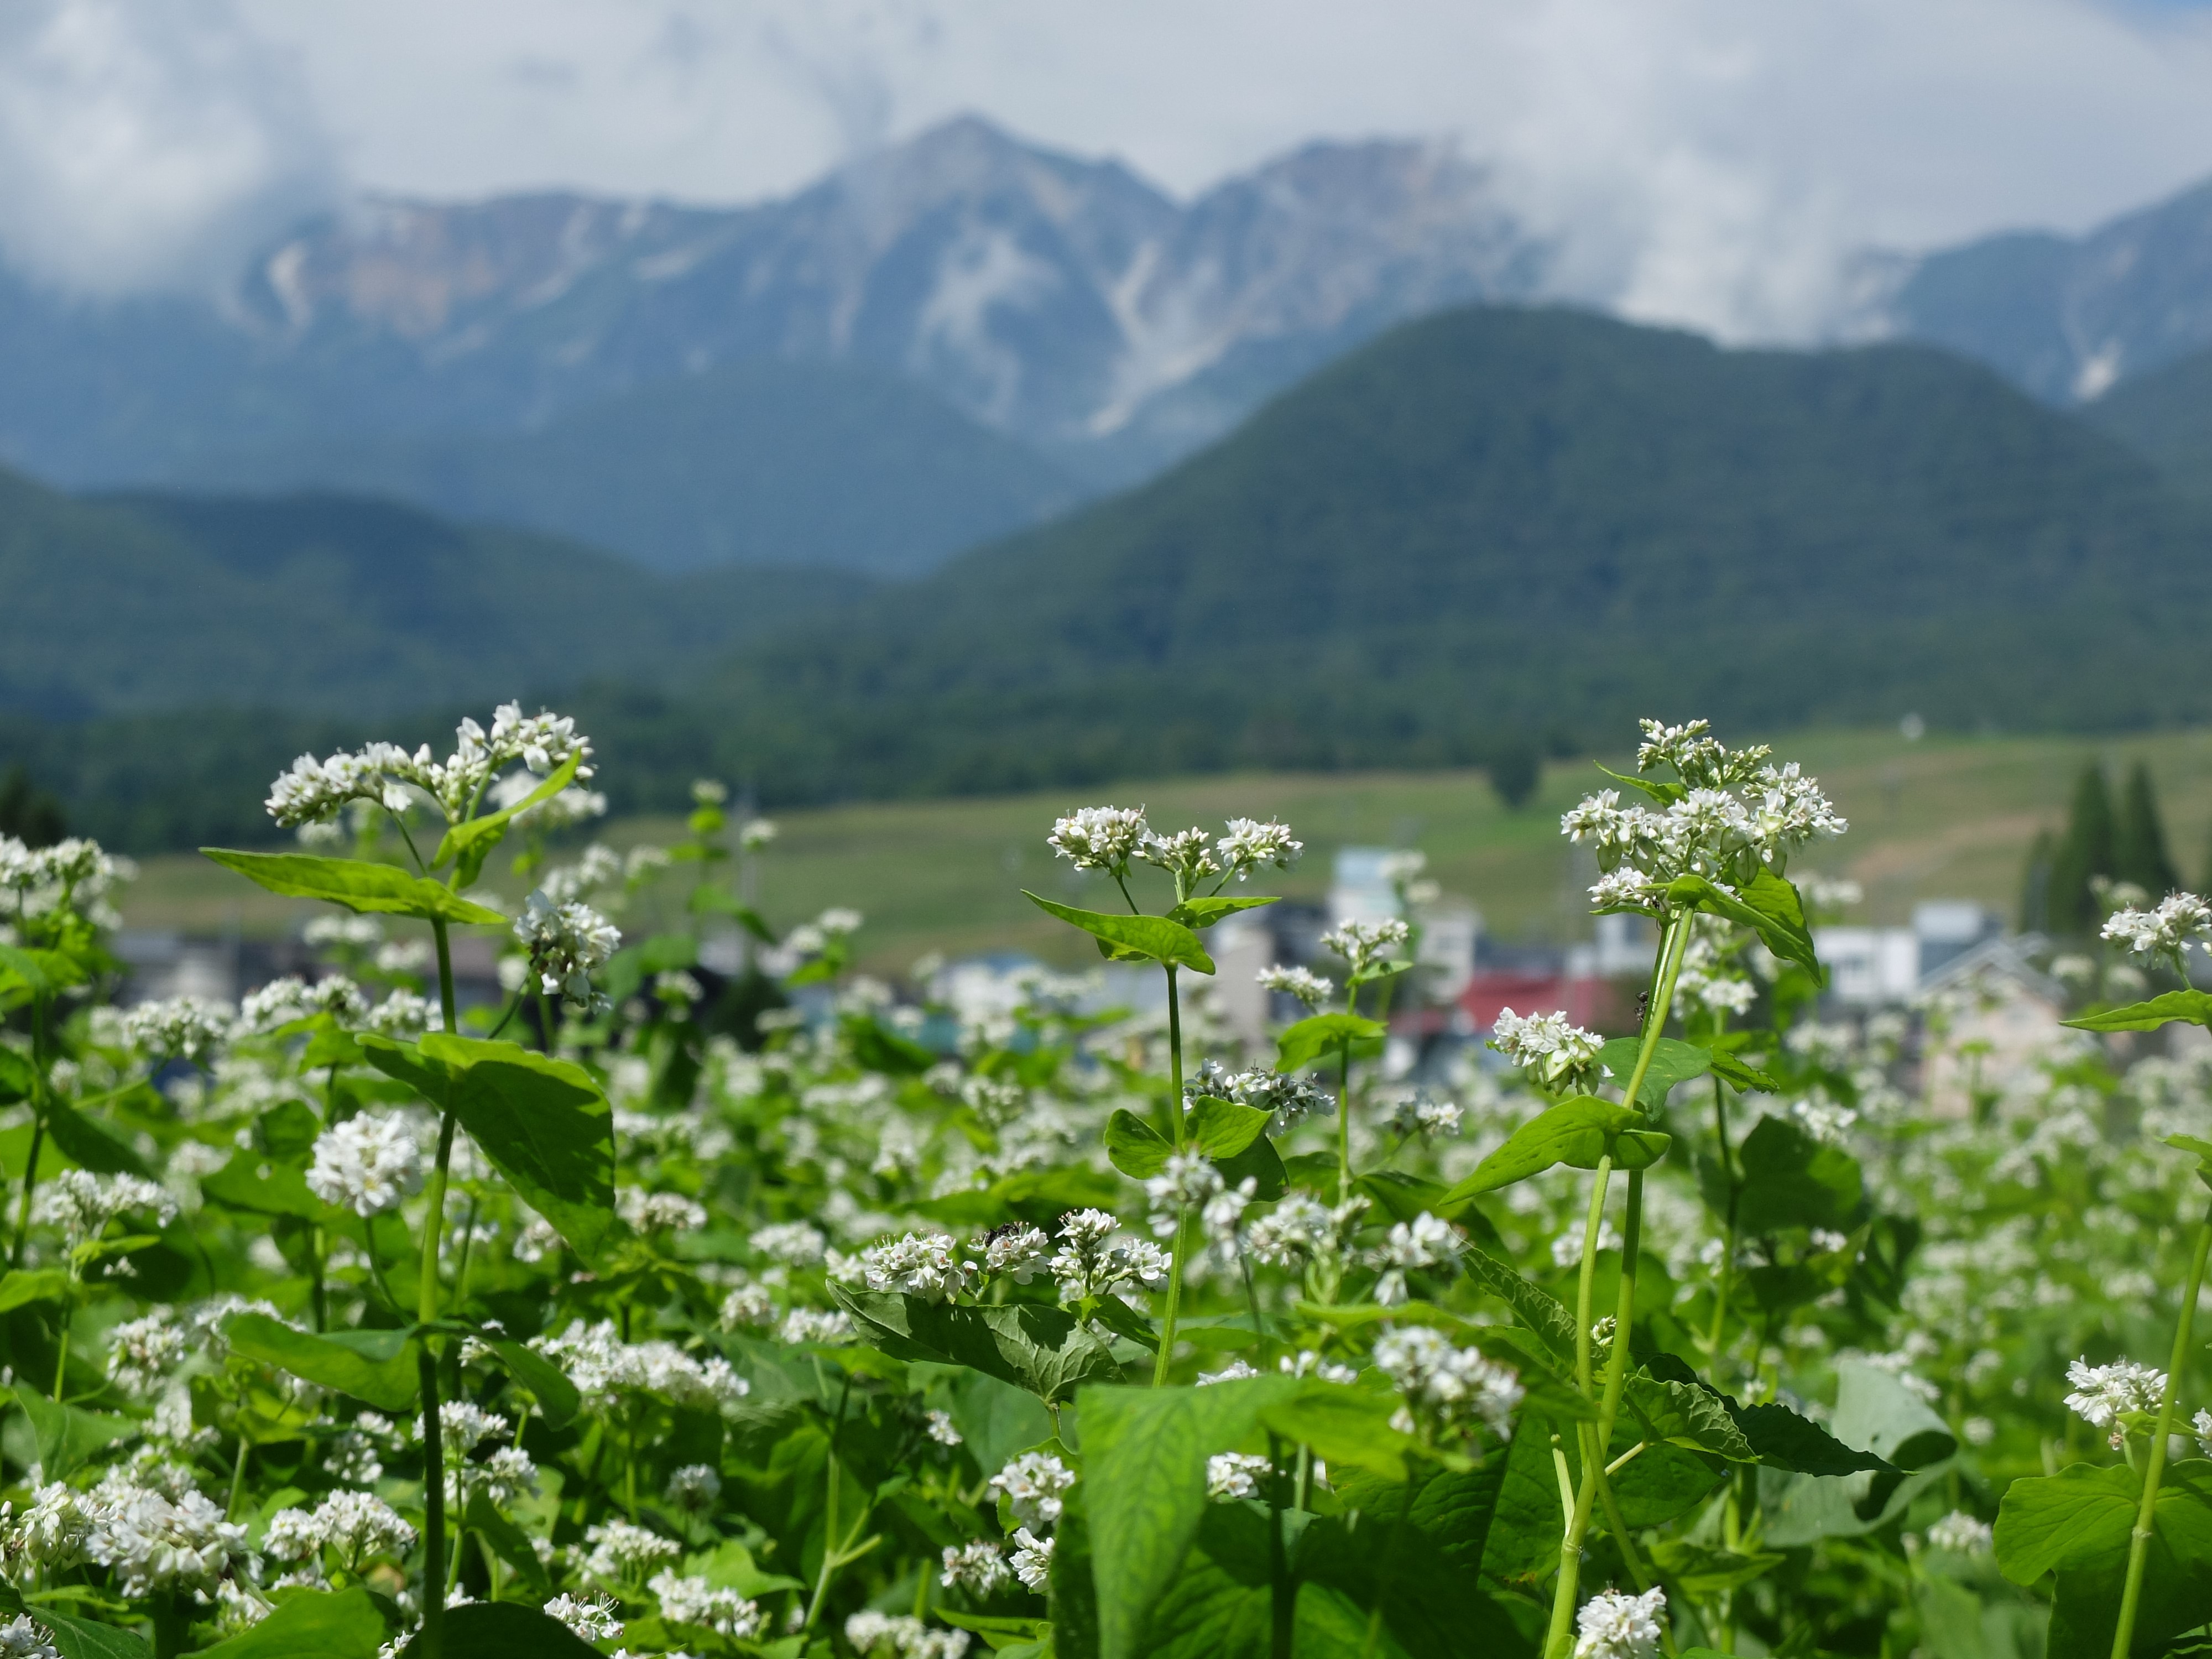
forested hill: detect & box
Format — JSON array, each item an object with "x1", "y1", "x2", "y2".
[{"x1": 688, "y1": 305, "x2": 2212, "y2": 800}]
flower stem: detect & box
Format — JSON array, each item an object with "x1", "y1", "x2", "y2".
[
  {"x1": 1154, "y1": 965, "x2": 1187, "y2": 1386},
  {"x1": 415, "y1": 917, "x2": 461, "y2": 1659},
  {"x1": 1268, "y1": 1433, "x2": 1293, "y2": 1659},
  {"x1": 12, "y1": 995, "x2": 50, "y2": 1269},
  {"x1": 1335, "y1": 1044, "x2": 1352, "y2": 1207},
  {"x1": 2111, "y1": 1201, "x2": 2212, "y2": 1659}
]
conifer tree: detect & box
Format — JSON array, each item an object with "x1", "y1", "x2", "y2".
[
  {"x1": 2018, "y1": 827, "x2": 2054, "y2": 933},
  {"x1": 2114, "y1": 760, "x2": 2181, "y2": 898},
  {"x1": 2046, "y1": 761, "x2": 2115, "y2": 936}
]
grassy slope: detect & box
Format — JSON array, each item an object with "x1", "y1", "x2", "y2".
[{"x1": 123, "y1": 724, "x2": 2212, "y2": 971}]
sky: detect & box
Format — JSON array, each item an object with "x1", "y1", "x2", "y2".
[{"x1": 9, "y1": 0, "x2": 2212, "y2": 340}]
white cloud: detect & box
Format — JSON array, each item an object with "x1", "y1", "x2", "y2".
[
  {"x1": 22, "y1": 0, "x2": 2212, "y2": 333},
  {"x1": 0, "y1": 0, "x2": 338, "y2": 296}
]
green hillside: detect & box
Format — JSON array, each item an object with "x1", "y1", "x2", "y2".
[
  {"x1": 170, "y1": 360, "x2": 1084, "y2": 575},
  {"x1": 0, "y1": 478, "x2": 866, "y2": 719},
  {"x1": 685, "y1": 305, "x2": 2212, "y2": 801},
  {"x1": 2087, "y1": 343, "x2": 2212, "y2": 499}
]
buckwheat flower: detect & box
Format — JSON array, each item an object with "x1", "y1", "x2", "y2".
[
  {"x1": 1588, "y1": 869, "x2": 1660, "y2": 914},
  {"x1": 1551, "y1": 1221, "x2": 1622, "y2": 1270},
  {"x1": 976, "y1": 1225, "x2": 1051, "y2": 1283},
  {"x1": 123, "y1": 997, "x2": 234, "y2": 1062},
  {"x1": 2065, "y1": 1358, "x2": 2167, "y2": 1432},
  {"x1": 265, "y1": 746, "x2": 409, "y2": 826},
  {"x1": 1573, "y1": 1585, "x2": 1666, "y2": 1659},
  {"x1": 1374, "y1": 1327, "x2": 1523, "y2": 1439},
  {"x1": 1139, "y1": 827, "x2": 1222, "y2": 886},
  {"x1": 1385, "y1": 1092, "x2": 1463, "y2": 1140},
  {"x1": 719, "y1": 1283, "x2": 776, "y2": 1329},
  {"x1": 35, "y1": 1170, "x2": 178, "y2": 1246},
  {"x1": 1320, "y1": 918, "x2": 1410, "y2": 977},
  {"x1": 363, "y1": 990, "x2": 434, "y2": 1036},
  {"x1": 1218, "y1": 818, "x2": 1302, "y2": 880},
  {"x1": 544, "y1": 1593, "x2": 623, "y2": 1644},
  {"x1": 1927, "y1": 1511, "x2": 1994, "y2": 1554},
  {"x1": 1048, "y1": 805, "x2": 1151, "y2": 875},
  {"x1": 2104, "y1": 892, "x2": 2212, "y2": 972},
  {"x1": 1206, "y1": 1452, "x2": 1272, "y2": 1501},
  {"x1": 989, "y1": 1453, "x2": 1074, "y2": 1531},
  {"x1": 584, "y1": 1519, "x2": 681, "y2": 1582},
  {"x1": 862, "y1": 1233, "x2": 972, "y2": 1303},
  {"x1": 312, "y1": 1490, "x2": 416, "y2": 1566},
  {"x1": 513, "y1": 891, "x2": 621, "y2": 1015},
  {"x1": 618, "y1": 1188, "x2": 709, "y2": 1233},
  {"x1": 305, "y1": 1111, "x2": 427, "y2": 1218},
  {"x1": 649, "y1": 1568, "x2": 763, "y2": 1637},
  {"x1": 1048, "y1": 1211, "x2": 1168, "y2": 1303},
  {"x1": 1373, "y1": 1213, "x2": 1460, "y2": 1306},
  {"x1": 2195, "y1": 1408, "x2": 2212, "y2": 1457},
  {"x1": 926, "y1": 1410, "x2": 963, "y2": 1447},
  {"x1": 849, "y1": 1613, "x2": 973, "y2": 1657},
  {"x1": 2, "y1": 1483, "x2": 101, "y2": 1579},
  {"x1": 106, "y1": 1308, "x2": 187, "y2": 1396},
  {"x1": 85, "y1": 1479, "x2": 251, "y2": 1598},
  {"x1": 1279, "y1": 1350, "x2": 1359, "y2": 1385},
  {"x1": 0, "y1": 1615, "x2": 58, "y2": 1658},
  {"x1": 260, "y1": 1506, "x2": 322, "y2": 1564},
  {"x1": 738, "y1": 817, "x2": 778, "y2": 852},
  {"x1": 510, "y1": 1217, "x2": 561, "y2": 1264},
  {"x1": 1257, "y1": 964, "x2": 1333, "y2": 1010},
  {"x1": 439, "y1": 1401, "x2": 509, "y2": 1455},
  {"x1": 1198, "y1": 1360, "x2": 1262, "y2": 1385},
  {"x1": 753, "y1": 1221, "x2": 827, "y2": 1265},
  {"x1": 1009, "y1": 1527, "x2": 1053, "y2": 1591},
  {"x1": 665, "y1": 1464, "x2": 721, "y2": 1513},
  {"x1": 239, "y1": 975, "x2": 368, "y2": 1031},
  {"x1": 780, "y1": 1307, "x2": 854, "y2": 1345},
  {"x1": 1146, "y1": 1151, "x2": 1225, "y2": 1239},
  {"x1": 452, "y1": 1447, "x2": 537, "y2": 1510},
  {"x1": 1490, "y1": 1009, "x2": 1604, "y2": 1089},
  {"x1": 1198, "y1": 1066, "x2": 1332, "y2": 1124},
  {"x1": 1201, "y1": 1178, "x2": 1259, "y2": 1255},
  {"x1": 941, "y1": 1540, "x2": 1011, "y2": 1594},
  {"x1": 818, "y1": 906, "x2": 864, "y2": 936}
]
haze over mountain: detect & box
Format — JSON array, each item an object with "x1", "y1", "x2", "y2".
[{"x1": 13, "y1": 305, "x2": 2212, "y2": 850}]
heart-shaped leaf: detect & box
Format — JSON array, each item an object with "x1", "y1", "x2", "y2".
[
  {"x1": 2066, "y1": 990, "x2": 2212, "y2": 1032},
  {"x1": 1276, "y1": 1014, "x2": 1386, "y2": 1073},
  {"x1": 201, "y1": 851, "x2": 506, "y2": 926},
  {"x1": 222, "y1": 1313, "x2": 418, "y2": 1412},
  {"x1": 1022, "y1": 893, "x2": 1214, "y2": 972},
  {"x1": 1437, "y1": 1097, "x2": 1670, "y2": 1208}
]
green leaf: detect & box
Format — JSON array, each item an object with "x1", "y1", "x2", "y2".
[
  {"x1": 1995, "y1": 1460, "x2": 2212, "y2": 1659},
  {"x1": 1022, "y1": 893, "x2": 1215, "y2": 973},
  {"x1": 42, "y1": 1095, "x2": 152, "y2": 1178},
  {"x1": 908, "y1": 1167, "x2": 1123, "y2": 1229},
  {"x1": 476, "y1": 1333, "x2": 582, "y2": 1430},
  {"x1": 11, "y1": 1383, "x2": 134, "y2": 1477},
  {"x1": 1596, "y1": 1036, "x2": 1712, "y2": 1105},
  {"x1": 1460, "y1": 1246, "x2": 1578, "y2": 1360},
  {"x1": 0, "y1": 945, "x2": 86, "y2": 998},
  {"x1": 688, "y1": 887, "x2": 778, "y2": 942},
  {"x1": 1731, "y1": 1400, "x2": 1895, "y2": 1477},
  {"x1": 0, "y1": 1269, "x2": 71, "y2": 1312},
  {"x1": 1165, "y1": 896, "x2": 1280, "y2": 930},
  {"x1": 417, "y1": 1034, "x2": 616, "y2": 1269},
  {"x1": 1622, "y1": 1372, "x2": 1755, "y2": 1462},
  {"x1": 200, "y1": 851, "x2": 506, "y2": 926},
  {"x1": 0, "y1": 1048, "x2": 33, "y2": 1105},
  {"x1": 1185, "y1": 1097, "x2": 1272, "y2": 1160},
  {"x1": 1437, "y1": 1097, "x2": 1670, "y2": 1208},
  {"x1": 1104, "y1": 1109, "x2": 1172, "y2": 1179},
  {"x1": 222, "y1": 1313, "x2": 418, "y2": 1412},
  {"x1": 1707, "y1": 1050, "x2": 1781, "y2": 1093},
  {"x1": 1480, "y1": 1410, "x2": 1569, "y2": 1579},
  {"x1": 1665, "y1": 871, "x2": 1820, "y2": 974},
  {"x1": 189, "y1": 1587, "x2": 389, "y2": 1658},
  {"x1": 1131, "y1": 1501, "x2": 1274, "y2": 1659},
  {"x1": 1276, "y1": 1014, "x2": 1386, "y2": 1074},
  {"x1": 1331, "y1": 1462, "x2": 1511, "y2": 1577},
  {"x1": 1258, "y1": 1382, "x2": 1427, "y2": 1481},
  {"x1": 200, "y1": 1153, "x2": 336, "y2": 1223},
  {"x1": 1762, "y1": 1360, "x2": 1958, "y2": 1547},
  {"x1": 2064, "y1": 990, "x2": 2212, "y2": 1032},
  {"x1": 398, "y1": 1603, "x2": 603, "y2": 1658},
  {"x1": 601, "y1": 932, "x2": 698, "y2": 1008},
  {"x1": 832, "y1": 1287, "x2": 1121, "y2": 1405},
  {"x1": 1077, "y1": 1376, "x2": 1303, "y2": 1659},
  {"x1": 465, "y1": 1491, "x2": 552, "y2": 1602},
  {"x1": 1647, "y1": 1538, "x2": 1786, "y2": 1597},
  {"x1": 1212, "y1": 1131, "x2": 1287, "y2": 1202},
  {"x1": 431, "y1": 752, "x2": 580, "y2": 888},
  {"x1": 36, "y1": 1611, "x2": 152, "y2": 1659},
  {"x1": 1732, "y1": 1114, "x2": 1863, "y2": 1235}
]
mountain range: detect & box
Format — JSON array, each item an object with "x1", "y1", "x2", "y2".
[{"x1": 12, "y1": 304, "x2": 2212, "y2": 850}]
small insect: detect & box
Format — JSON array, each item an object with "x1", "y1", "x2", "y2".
[
  {"x1": 978, "y1": 1222, "x2": 1028, "y2": 1247},
  {"x1": 1635, "y1": 990, "x2": 1651, "y2": 1029}
]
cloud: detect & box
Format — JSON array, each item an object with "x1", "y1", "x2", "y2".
[{"x1": 0, "y1": 0, "x2": 338, "y2": 297}]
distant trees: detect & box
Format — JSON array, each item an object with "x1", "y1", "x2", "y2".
[
  {"x1": 1489, "y1": 735, "x2": 1542, "y2": 810},
  {"x1": 0, "y1": 765, "x2": 64, "y2": 847},
  {"x1": 2039, "y1": 758, "x2": 2182, "y2": 936}
]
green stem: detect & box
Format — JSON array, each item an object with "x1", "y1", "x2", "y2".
[
  {"x1": 310, "y1": 1224, "x2": 327, "y2": 1335},
  {"x1": 1335, "y1": 1044, "x2": 1353, "y2": 1207},
  {"x1": 415, "y1": 920, "x2": 461, "y2": 1659},
  {"x1": 1572, "y1": 1159, "x2": 1615, "y2": 1396},
  {"x1": 2112, "y1": 1202, "x2": 2212, "y2": 1659},
  {"x1": 1358, "y1": 1468, "x2": 1420, "y2": 1658},
  {"x1": 50, "y1": 1309, "x2": 69, "y2": 1400},
  {"x1": 1269, "y1": 1434, "x2": 1292, "y2": 1659},
  {"x1": 1705, "y1": 1079, "x2": 1737, "y2": 1367},
  {"x1": 804, "y1": 1376, "x2": 855, "y2": 1630},
  {"x1": 1154, "y1": 966, "x2": 1187, "y2": 1386},
  {"x1": 12, "y1": 995, "x2": 50, "y2": 1269},
  {"x1": 227, "y1": 1430, "x2": 251, "y2": 1519}
]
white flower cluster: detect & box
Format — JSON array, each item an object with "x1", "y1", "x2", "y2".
[
  {"x1": 1319, "y1": 918, "x2": 1410, "y2": 978},
  {"x1": 543, "y1": 1592, "x2": 623, "y2": 1644},
  {"x1": 34, "y1": 1170, "x2": 178, "y2": 1247},
  {"x1": 1371, "y1": 1213, "x2": 1461, "y2": 1306},
  {"x1": 1046, "y1": 806, "x2": 1152, "y2": 875},
  {"x1": 238, "y1": 975, "x2": 367, "y2": 1032},
  {"x1": 1383, "y1": 1092, "x2": 1463, "y2": 1141},
  {"x1": 1246, "y1": 1192, "x2": 1367, "y2": 1271},
  {"x1": 531, "y1": 1319, "x2": 750, "y2": 1414},
  {"x1": 940, "y1": 1539, "x2": 1011, "y2": 1594},
  {"x1": 752, "y1": 1221, "x2": 828, "y2": 1265},
  {"x1": 989, "y1": 1452, "x2": 1075, "y2": 1531},
  {"x1": 1562, "y1": 719, "x2": 1845, "y2": 909},
  {"x1": 122, "y1": 997, "x2": 235, "y2": 1062},
  {"x1": 267, "y1": 703, "x2": 594, "y2": 827},
  {"x1": 649, "y1": 1567, "x2": 763, "y2": 1636},
  {"x1": 582, "y1": 1519, "x2": 680, "y2": 1580},
  {"x1": 304, "y1": 1111, "x2": 427, "y2": 1218},
  {"x1": 2104, "y1": 891, "x2": 2212, "y2": 971},
  {"x1": 846, "y1": 1611, "x2": 972, "y2": 1658},
  {"x1": 0, "y1": 836, "x2": 132, "y2": 927},
  {"x1": 1145, "y1": 1151, "x2": 1224, "y2": 1238},
  {"x1": 1256, "y1": 964, "x2": 1333, "y2": 1009},
  {"x1": 1185, "y1": 1060, "x2": 1332, "y2": 1124},
  {"x1": 617, "y1": 1188, "x2": 709, "y2": 1233},
  {"x1": 488, "y1": 766, "x2": 606, "y2": 832},
  {"x1": 106, "y1": 1308, "x2": 188, "y2": 1396},
  {"x1": 1048, "y1": 1208, "x2": 1169, "y2": 1303},
  {"x1": 262, "y1": 1489, "x2": 417, "y2": 1569},
  {"x1": 2064, "y1": 1357, "x2": 2167, "y2": 1438},
  {"x1": 665, "y1": 1464, "x2": 722, "y2": 1512},
  {"x1": 51, "y1": 1471, "x2": 254, "y2": 1599},
  {"x1": 1046, "y1": 807, "x2": 1299, "y2": 886},
  {"x1": 1926, "y1": 1510, "x2": 1994, "y2": 1554},
  {"x1": 1489, "y1": 1008, "x2": 1605, "y2": 1090},
  {"x1": 1205, "y1": 1452, "x2": 1273, "y2": 1501},
  {"x1": 513, "y1": 891, "x2": 622, "y2": 1015},
  {"x1": 1573, "y1": 1585, "x2": 1667, "y2": 1659},
  {"x1": 0, "y1": 1616, "x2": 56, "y2": 1658},
  {"x1": 975, "y1": 1225, "x2": 1051, "y2": 1284},
  {"x1": 1373, "y1": 1326, "x2": 1524, "y2": 1440},
  {"x1": 1010, "y1": 1526, "x2": 1053, "y2": 1590},
  {"x1": 861, "y1": 1233, "x2": 972, "y2": 1303}
]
